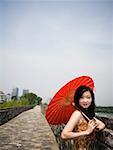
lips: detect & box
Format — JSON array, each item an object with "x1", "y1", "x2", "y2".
[
  {"x1": 83, "y1": 104, "x2": 88, "y2": 106},
  {"x1": 82, "y1": 104, "x2": 89, "y2": 107}
]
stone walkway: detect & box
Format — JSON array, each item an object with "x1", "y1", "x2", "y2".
[{"x1": 0, "y1": 106, "x2": 59, "y2": 150}]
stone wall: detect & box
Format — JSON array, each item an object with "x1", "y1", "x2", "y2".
[
  {"x1": 0, "y1": 105, "x2": 34, "y2": 125},
  {"x1": 0, "y1": 105, "x2": 113, "y2": 149},
  {"x1": 96, "y1": 116, "x2": 113, "y2": 130},
  {"x1": 50, "y1": 117, "x2": 113, "y2": 150},
  {"x1": 96, "y1": 128, "x2": 113, "y2": 149},
  {"x1": 0, "y1": 106, "x2": 59, "y2": 150}
]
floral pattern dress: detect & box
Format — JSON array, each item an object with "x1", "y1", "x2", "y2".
[{"x1": 73, "y1": 118, "x2": 96, "y2": 150}]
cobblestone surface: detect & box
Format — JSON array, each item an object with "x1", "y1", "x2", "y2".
[{"x1": 0, "y1": 106, "x2": 59, "y2": 150}]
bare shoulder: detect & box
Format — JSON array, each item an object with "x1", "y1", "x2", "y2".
[
  {"x1": 63, "y1": 110, "x2": 82, "y2": 132},
  {"x1": 70, "y1": 110, "x2": 82, "y2": 121},
  {"x1": 72, "y1": 110, "x2": 81, "y2": 117}
]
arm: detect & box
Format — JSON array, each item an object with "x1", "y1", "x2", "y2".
[
  {"x1": 94, "y1": 117, "x2": 105, "y2": 131},
  {"x1": 61, "y1": 110, "x2": 89, "y2": 140}
]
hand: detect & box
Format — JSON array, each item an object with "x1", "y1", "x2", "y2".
[{"x1": 86, "y1": 119, "x2": 97, "y2": 135}]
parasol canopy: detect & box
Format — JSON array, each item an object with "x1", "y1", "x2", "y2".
[{"x1": 46, "y1": 76, "x2": 94, "y2": 125}]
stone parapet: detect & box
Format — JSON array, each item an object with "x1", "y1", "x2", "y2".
[
  {"x1": 96, "y1": 116, "x2": 113, "y2": 130},
  {"x1": 0, "y1": 106, "x2": 59, "y2": 150},
  {"x1": 50, "y1": 124, "x2": 113, "y2": 149},
  {"x1": 96, "y1": 128, "x2": 113, "y2": 149},
  {"x1": 0, "y1": 106, "x2": 34, "y2": 125}
]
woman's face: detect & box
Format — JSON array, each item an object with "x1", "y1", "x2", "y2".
[{"x1": 79, "y1": 91, "x2": 92, "y2": 109}]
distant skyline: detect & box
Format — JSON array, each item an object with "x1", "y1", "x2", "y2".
[{"x1": 0, "y1": 0, "x2": 113, "y2": 106}]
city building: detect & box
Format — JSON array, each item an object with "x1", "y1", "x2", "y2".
[
  {"x1": 6, "y1": 93, "x2": 11, "y2": 101},
  {"x1": 11, "y1": 88, "x2": 19, "y2": 99},
  {"x1": 23, "y1": 89, "x2": 29, "y2": 95},
  {"x1": 0, "y1": 91, "x2": 6, "y2": 103}
]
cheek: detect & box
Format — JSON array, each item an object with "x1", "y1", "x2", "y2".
[
  {"x1": 79, "y1": 98, "x2": 92, "y2": 104},
  {"x1": 88, "y1": 99, "x2": 92, "y2": 104},
  {"x1": 79, "y1": 99, "x2": 83, "y2": 105}
]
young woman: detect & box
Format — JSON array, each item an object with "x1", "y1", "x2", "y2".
[{"x1": 61, "y1": 86, "x2": 105, "y2": 150}]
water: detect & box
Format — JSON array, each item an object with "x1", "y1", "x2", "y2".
[{"x1": 96, "y1": 112, "x2": 113, "y2": 119}]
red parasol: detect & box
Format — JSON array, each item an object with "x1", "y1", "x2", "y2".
[{"x1": 46, "y1": 76, "x2": 94, "y2": 125}]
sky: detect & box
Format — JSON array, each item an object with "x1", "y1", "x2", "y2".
[{"x1": 0, "y1": 0, "x2": 113, "y2": 106}]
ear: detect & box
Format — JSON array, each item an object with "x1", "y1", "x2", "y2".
[
  {"x1": 93, "y1": 87, "x2": 96, "y2": 93},
  {"x1": 72, "y1": 102, "x2": 75, "y2": 106}
]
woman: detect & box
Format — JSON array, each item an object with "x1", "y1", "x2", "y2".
[{"x1": 61, "y1": 86, "x2": 105, "y2": 150}]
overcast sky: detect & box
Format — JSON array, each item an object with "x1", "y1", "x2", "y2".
[{"x1": 0, "y1": 0, "x2": 113, "y2": 106}]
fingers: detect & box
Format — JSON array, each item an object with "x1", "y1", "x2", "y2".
[
  {"x1": 87, "y1": 121, "x2": 96, "y2": 134},
  {"x1": 88, "y1": 119, "x2": 97, "y2": 129}
]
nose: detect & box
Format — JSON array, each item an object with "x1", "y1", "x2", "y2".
[{"x1": 84, "y1": 98, "x2": 88, "y2": 102}]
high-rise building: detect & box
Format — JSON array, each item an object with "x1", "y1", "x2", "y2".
[
  {"x1": 6, "y1": 93, "x2": 11, "y2": 101},
  {"x1": 11, "y1": 88, "x2": 19, "y2": 99},
  {"x1": 0, "y1": 91, "x2": 6, "y2": 103},
  {"x1": 23, "y1": 89, "x2": 29, "y2": 95}
]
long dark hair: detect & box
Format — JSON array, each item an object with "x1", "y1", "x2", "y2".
[{"x1": 74, "y1": 85, "x2": 95, "y2": 120}]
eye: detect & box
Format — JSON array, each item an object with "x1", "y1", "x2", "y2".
[{"x1": 87, "y1": 96, "x2": 91, "y2": 99}]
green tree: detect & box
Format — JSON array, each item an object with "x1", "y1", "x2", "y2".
[
  {"x1": 35, "y1": 97, "x2": 42, "y2": 105},
  {"x1": 20, "y1": 93, "x2": 42, "y2": 105}
]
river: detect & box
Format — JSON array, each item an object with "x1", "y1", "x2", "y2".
[{"x1": 96, "y1": 112, "x2": 113, "y2": 118}]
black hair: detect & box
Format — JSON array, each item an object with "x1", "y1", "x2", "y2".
[{"x1": 74, "y1": 85, "x2": 95, "y2": 120}]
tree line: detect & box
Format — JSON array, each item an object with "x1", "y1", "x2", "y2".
[{"x1": 0, "y1": 92, "x2": 42, "y2": 109}]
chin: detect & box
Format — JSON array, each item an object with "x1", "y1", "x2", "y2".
[{"x1": 82, "y1": 106, "x2": 89, "y2": 109}]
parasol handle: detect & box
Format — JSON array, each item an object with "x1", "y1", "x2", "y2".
[
  {"x1": 72, "y1": 103, "x2": 90, "y2": 121},
  {"x1": 80, "y1": 111, "x2": 90, "y2": 121}
]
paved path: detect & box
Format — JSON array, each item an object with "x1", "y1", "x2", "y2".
[{"x1": 0, "y1": 106, "x2": 59, "y2": 150}]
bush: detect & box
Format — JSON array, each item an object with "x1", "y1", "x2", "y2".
[{"x1": 0, "y1": 98, "x2": 30, "y2": 109}]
